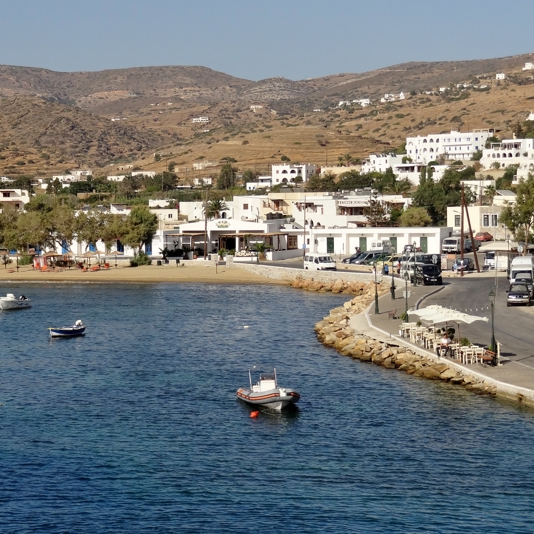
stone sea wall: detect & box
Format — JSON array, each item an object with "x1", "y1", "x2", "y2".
[{"x1": 314, "y1": 283, "x2": 498, "y2": 397}]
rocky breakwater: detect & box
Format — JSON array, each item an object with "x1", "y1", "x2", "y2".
[
  {"x1": 313, "y1": 285, "x2": 497, "y2": 397},
  {"x1": 291, "y1": 277, "x2": 388, "y2": 296}
]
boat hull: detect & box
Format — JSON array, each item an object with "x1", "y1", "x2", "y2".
[
  {"x1": 236, "y1": 387, "x2": 300, "y2": 411},
  {"x1": 0, "y1": 299, "x2": 31, "y2": 310},
  {"x1": 49, "y1": 326, "x2": 86, "y2": 338}
]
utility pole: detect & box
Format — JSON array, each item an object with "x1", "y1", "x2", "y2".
[
  {"x1": 203, "y1": 188, "x2": 209, "y2": 260},
  {"x1": 460, "y1": 184, "x2": 465, "y2": 277}
]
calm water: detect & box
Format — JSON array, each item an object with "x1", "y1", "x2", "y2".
[{"x1": 1, "y1": 283, "x2": 534, "y2": 533}]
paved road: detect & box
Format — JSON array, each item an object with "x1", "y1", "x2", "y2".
[{"x1": 422, "y1": 273, "x2": 534, "y2": 368}]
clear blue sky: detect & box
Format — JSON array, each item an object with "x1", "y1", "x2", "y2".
[{"x1": 2, "y1": 0, "x2": 533, "y2": 81}]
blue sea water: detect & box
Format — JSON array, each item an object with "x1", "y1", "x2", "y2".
[{"x1": 1, "y1": 282, "x2": 534, "y2": 533}]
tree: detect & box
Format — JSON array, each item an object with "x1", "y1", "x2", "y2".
[
  {"x1": 242, "y1": 169, "x2": 258, "y2": 183},
  {"x1": 17, "y1": 211, "x2": 48, "y2": 252},
  {"x1": 217, "y1": 163, "x2": 238, "y2": 189},
  {"x1": 399, "y1": 207, "x2": 433, "y2": 227},
  {"x1": 0, "y1": 205, "x2": 21, "y2": 251},
  {"x1": 75, "y1": 211, "x2": 103, "y2": 251},
  {"x1": 337, "y1": 170, "x2": 374, "y2": 190},
  {"x1": 365, "y1": 194, "x2": 390, "y2": 227},
  {"x1": 484, "y1": 185, "x2": 497, "y2": 205},
  {"x1": 500, "y1": 174, "x2": 534, "y2": 252},
  {"x1": 46, "y1": 204, "x2": 77, "y2": 251},
  {"x1": 46, "y1": 178, "x2": 64, "y2": 195},
  {"x1": 204, "y1": 198, "x2": 228, "y2": 219},
  {"x1": 122, "y1": 206, "x2": 158, "y2": 255},
  {"x1": 306, "y1": 172, "x2": 337, "y2": 192}
]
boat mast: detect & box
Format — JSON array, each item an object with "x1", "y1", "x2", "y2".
[
  {"x1": 274, "y1": 367, "x2": 277, "y2": 386},
  {"x1": 248, "y1": 368, "x2": 252, "y2": 389}
]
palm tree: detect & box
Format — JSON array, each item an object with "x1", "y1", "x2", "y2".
[
  {"x1": 484, "y1": 185, "x2": 497, "y2": 205},
  {"x1": 385, "y1": 178, "x2": 412, "y2": 195},
  {"x1": 204, "y1": 198, "x2": 229, "y2": 219},
  {"x1": 252, "y1": 242, "x2": 272, "y2": 262}
]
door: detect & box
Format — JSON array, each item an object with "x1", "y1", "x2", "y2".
[
  {"x1": 327, "y1": 237, "x2": 334, "y2": 254},
  {"x1": 145, "y1": 241, "x2": 152, "y2": 255},
  {"x1": 61, "y1": 240, "x2": 69, "y2": 254},
  {"x1": 359, "y1": 237, "x2": 367, "y2": 252},
  {"x1": 420, "y1": 237, "x2": 428, "y2": 253}
]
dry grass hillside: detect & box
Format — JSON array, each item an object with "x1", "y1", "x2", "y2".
[{"x1": 1, "y1": 53, "x2": 534, "y2": 178}]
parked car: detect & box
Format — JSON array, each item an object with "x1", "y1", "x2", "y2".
[
  {"x1": 452, "y1": 258, "x2": 475, "y2": 272},
  {"x1": 350, "y1": 251, "x2": 385, "y2": 265},
  {"x1": 514, "y1": 272, "x2": 534, "y2": 296},
  {"x1": 475, "y1": 231, "x2": 493, "y2": 242},
  {"x1": 464, "y1": 239, "x2": 480, "y2": 252},
  {"x1": 341, "y1": 252, "x2": 365, "y2": 264},
  {"x1": 507, "y1": 282, "x2": 531, "y2": 306}
]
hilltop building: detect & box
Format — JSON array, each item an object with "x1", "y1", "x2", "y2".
[
  {"x1": 406, "y1": 130, "x2": 494, "y2": 164},
  {"x1": 271, "y1": 163, "x2": 317, "y2": 185}
]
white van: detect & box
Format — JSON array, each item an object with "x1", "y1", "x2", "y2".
[
  {"x1": 442, "y1": 237, "x2": 464, "y2": 253},
  {"x1": 510, "y1": 255, "x2": 534, "y2": 283},
  {"x1": 304, "y1": 252, "x2": 337, "y2": 271}
]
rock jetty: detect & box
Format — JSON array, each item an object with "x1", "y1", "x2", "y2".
[{"x1": 312, "y1": 281, "x2": 497, "y2": 396}]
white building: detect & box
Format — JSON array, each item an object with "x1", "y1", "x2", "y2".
[
  {"x1": 192, "y1": 161, "x2": 215, "y2": 170},
  {"x1": 526, "y1": 112, "x2": 534, "y2": 122},
  {"x1": 523, "y1": 63, "x2": 534, "y2": 71},
  {"x1": 0, "y1": 176, "x2": 15, "y2": 183},
  {"x1": 380, "y1": 92, "x2": 405, "y2": 103},
  {"x1": 353, "y1": 98, "x2": 371, "y2": 107},
  {"x1": 480, "y1": 138, "x2": 534, "y2": 175},
  {"x1": 193, "y1": 177, "x2": 213, "y2": 187},
  {"x1": 250, "y1": 105, "x2": 263, "y2": 111},
  {"x1": 0, "y1": 189, "x2": 30, "y2": 210},
  {"x1": 107, "y1": 175, "x2": 126, "y2": 182},
  {"x1": 361, "y1": 153, "x2": 447, "y2": 185},
  {"x1": 406, "y1": 129, "x2": 494, "y2": 164},
  {"x1": 192, "y1": 116, "x2": 209, "y2": 124},
  {"x1": 271, "y1": 163, "x2": 317, "y2": 185},
  {"x1": 246, "y1": 176, "x2": 272, "y2": 191},
  {"x1": 131, "y1": 171, "x2": 156, "y2": 178},
  {"x1": 361, "y1": 154, "x2": 404, "y2": 174},
  {"x1": 496, "y1": 73, "x2": 506, "y2": 80}
]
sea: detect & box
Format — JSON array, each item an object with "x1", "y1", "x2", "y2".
[{"x1": 1, "y1": 283, "x2": 534, "y2": 533}]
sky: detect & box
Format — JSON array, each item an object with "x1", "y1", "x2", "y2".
[{"x1": 1, "y1": 0, "x2": 533, "y2": 81}]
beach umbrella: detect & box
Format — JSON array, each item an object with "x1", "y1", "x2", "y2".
[
  {"x1": 107, "y1": 250, "x2": 124, "y2": 268},
  {"x1": 411, "y1": 305, "x2": 488, "y2": 341},
  {"x1": 44, "y1": 251, "x2": 62, "y2": 258}
]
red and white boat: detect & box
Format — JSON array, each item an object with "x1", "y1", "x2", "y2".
[{"x1": 236, "y1": 368, "x2": 300, "y2": 411}]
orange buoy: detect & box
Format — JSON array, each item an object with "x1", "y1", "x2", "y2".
[{"x1": 250, "y1": 411, "x2": 259, "y2": 419}]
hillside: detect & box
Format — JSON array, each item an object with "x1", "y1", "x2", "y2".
[{"x1": 0, "y1": 53, "x2": 533, "y2": 178}]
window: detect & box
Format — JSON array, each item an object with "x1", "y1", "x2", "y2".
[
  {"x1": 454, "y1": 215, "x2": 461, "y2": 227},
  {"x1": 243, "y1": 203, "x2": 248, "y2": 210},
  {"x1": 288, "y1": 235, "x2": 298, "y2": 249},
  {"x1": 482, "y1": 214, "x2": 489, "y2": 227},
  {"x1": 168, "y1": 213, "x2": 173, "y2": 219},
  {"x1": 492, "y1": 214, "x2": 498, "y2": 227}
]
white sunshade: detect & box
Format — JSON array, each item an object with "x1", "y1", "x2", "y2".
[{"x1": 411, "y1": 305, "x2": 488, "y2": 325}]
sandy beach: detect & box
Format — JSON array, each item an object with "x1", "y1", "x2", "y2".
[{"x1": 0, "y1": 263, "x2": 285, "y2": 285}]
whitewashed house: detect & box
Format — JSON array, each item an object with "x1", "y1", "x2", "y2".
[
  {"x1": 406, "y1": 129, "x2": 494, "y2": 164},
  {"x1": 192, "y1": 117, "x2": 209, "y2": 123},
  {"x1": 496, "y1": 73, "x2": 506, "y2": 80},
  {"x1": 480, "y1": 138, "x2": 534, "y2": 176},
  {"x1": 131, "y1": 171, "x2": 156, "y2": 178},
  {"x1": 0, "y1": 189, "x2": 30, "y2": 210},
  {"x1": 193, "y1": 177, "x2": 213, "y2": 187},
  {"x1": 271, "y1": 163, "x2": 317, "y2": 185},
  {"x1": 107, "y1": 175, "x2": 126, "y2": 182},
  {"x1": 523, "y1": 63, "x2": 534, "y2": 71},
  {"x1": 246, "y1": 176, "x2": 272, "y2": 191}
]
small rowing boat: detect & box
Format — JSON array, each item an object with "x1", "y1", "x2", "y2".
[
  {"x1": 48, "y1": 320, "x2": 86, "y2": 338},
  {"x1": 236, "y1": 368, "x2": 300, "y2": 411}
]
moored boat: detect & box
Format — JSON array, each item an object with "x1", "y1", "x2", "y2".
[
  {"x1": 236, "y1": 368, "x2": 300, "y2": 411},
  {"x1": 49, "y1": 320, "x2": 86, "y2": 338},
  {"x1": 0, "y1": 293, "x2": 31, "y2": 311}
]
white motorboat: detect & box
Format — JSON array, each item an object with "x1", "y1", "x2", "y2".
[
  {"x1": 0, "y1": 293, "x2": 31, "y2": 311},
  {"x1": 236, "y1": 368, "x2": 300, "y2": 411}
]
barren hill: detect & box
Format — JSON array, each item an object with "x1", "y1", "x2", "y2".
[{"x1": 1, "y1": 53, "x2": 534, "y2": 177}]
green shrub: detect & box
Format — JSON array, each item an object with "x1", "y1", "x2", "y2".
[{"x1": 130, "y1": 251, "x2": 151, "y2": 267}]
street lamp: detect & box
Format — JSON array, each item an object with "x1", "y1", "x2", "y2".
[
  {"x1": 374, "y1": 261, "x2": 379, "y2": 315},
  {"x1": 390, "y1": 260, "x2": 395, "y2": 300},
  {"x1": 403, "y1": 270, "x2": 409, "y2": 322},
  {"x1": 489, "y1": 289, "x2": 497, "y2": 366},
  {"x1": 412, "y1": 241, "x2": 418, "y2": 286}
]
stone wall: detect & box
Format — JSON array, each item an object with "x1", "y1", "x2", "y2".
[{"x1": 236, "y1": 263, "x2": 375, "y2": 284}]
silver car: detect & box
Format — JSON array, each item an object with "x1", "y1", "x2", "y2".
[{"x1": 507, "y1": 283, "x2": 531, "y2": 306}]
